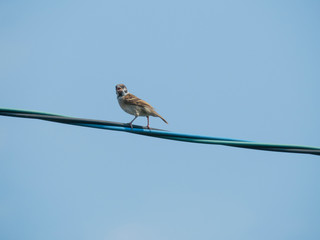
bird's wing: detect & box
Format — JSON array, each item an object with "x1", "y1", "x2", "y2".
[{"x1": 123, "y1": 93, "x2": 154, "y2": 109}]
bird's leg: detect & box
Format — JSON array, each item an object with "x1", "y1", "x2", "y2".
[
  {"x1": 128, "y1": 116, "x2": 138, "y2": 129},
  {"x1": 146, "y1": 116, "x2": 150, "y2": 129}
]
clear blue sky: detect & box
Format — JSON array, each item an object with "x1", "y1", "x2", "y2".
[{"x1": 1, "y1": 1, "x2": 320, "y2": 239}]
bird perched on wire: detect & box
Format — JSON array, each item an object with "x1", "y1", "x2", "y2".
[{"x1": 115, "y1": 84, "x2": 168, "y2": 129}]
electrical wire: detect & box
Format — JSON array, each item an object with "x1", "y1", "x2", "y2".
[{"x1": 1, "y1": 108, "x2": 319, "y2": 156}]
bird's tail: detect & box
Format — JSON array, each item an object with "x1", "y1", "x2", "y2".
[
  {"x1": 159, "y1": 115, "x2": 168, "y2": 124},
  {"x1": 153, "y1": 112, "x2": 168, "y2": 124}
]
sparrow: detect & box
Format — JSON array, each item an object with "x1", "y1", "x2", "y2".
[{"x1": 115, "y1": 84, "x2": 168, "y2": 129}]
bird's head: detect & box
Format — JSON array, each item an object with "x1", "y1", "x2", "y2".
[{"x1": 115, "y1": 84, "x2": 128, "y2": 97}]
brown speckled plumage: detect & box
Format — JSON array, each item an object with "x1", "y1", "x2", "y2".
[{"x1": 115, "y1": 84, "x2": 168, "y2": 129}]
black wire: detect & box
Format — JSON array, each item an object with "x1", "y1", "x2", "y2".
[{"x1": 1, "y1": 108, "x2": 319, "y2": 156}]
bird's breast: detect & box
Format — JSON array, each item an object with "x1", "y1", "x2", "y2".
[{"x1": 118, "y1": 97, "x2": 138, "y2": 116}]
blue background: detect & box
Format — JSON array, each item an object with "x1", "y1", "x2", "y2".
[{"x1": 1, "y1": 1, "x2": 320, "y2": 239}]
